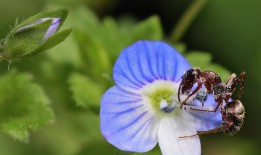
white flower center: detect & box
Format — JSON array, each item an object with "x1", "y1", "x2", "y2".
[{"x1": 137, "y1": 80, "x2": 190, "y2": 115}]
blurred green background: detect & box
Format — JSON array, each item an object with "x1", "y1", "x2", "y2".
[{"x1": 0, "y1": 0, "x2": 260, "y2": 154}]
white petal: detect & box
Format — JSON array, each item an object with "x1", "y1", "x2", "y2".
[{"x1": 158, "y1": 112, "x2": 201, "y2": 155}]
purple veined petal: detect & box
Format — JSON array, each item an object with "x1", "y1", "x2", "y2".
[
  {"x1": 158, "y1": 114, "x2": 201, "y2": 155},
  {"x1": 100, "y1": 86, "x2": 159, "y2": 152},
  {"x1": 16, "y1": 18, "x2": 50, "y2": 32},
  {"x1": 113, "y1": 41, "x2": 191, "y2": 92},
  {"x1": 188, "y1": 95, "x2": 223, "y2": 131},
  {"x1": 42, "y1": 18, "x2": 60, "y2": 41},
  {"x1": 16, "y1": 17, "x2": 60, "y2": 42}
]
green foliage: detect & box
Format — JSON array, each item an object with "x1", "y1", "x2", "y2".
[
  {"x1": 171, "y1": 42, "x2": 187, "y2": 54},
  {"x1": 33, "y1": 28, "x2": 73, "y2": 55},
  {"x1": 45, "y1": 31, "x2": 82, "y2": 68},
  {"x1": 68, "y1": 73, "x2": 104, "y2": 112},
  {"x1": 185, "y1": 51, "x2": 212, "y2": 67},
  {"x1": 0, "y1": 71, "x2": 54, "y2": 142},
  {"x1": 132, "y1": 16, "x2": 163, "y2": 41}
]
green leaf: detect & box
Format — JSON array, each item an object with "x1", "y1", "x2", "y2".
[
  {"x1": 69, "y1": 7, "x2": 113, "y2": 79},
  {"x1": 68, "y1": 73, "x2": 104, "y2": 112},
  {"x1": 0, "y1": 71, "x2": 55, "y2": 142},
  {"x1": 132, "y1": 16, "x2": 163, "y2": 40},
  {"x1": 68, "y1": 5, "x2": 99, "y2": 33},
  {"x1": 73, "y1": 31, "x2": 112, "y2": 82},
  {"x1": 32, "y1": 28, "x2": 73, "y2": 55},
  {"x1": 185, "y1": 51, "x2": 212, "y2": 67},
  {"x1": 2, "y1": 20, "x2": 53, "y2": 60},
  {"x1": 45, "y1": 33, "x2": 82, "y2": 68},
  {"x1": 100, "y1": 17, "x2": 133, "y2": 59},
  {"x1": 172, "y1": 42, "x2": 187, "y2": 54}
]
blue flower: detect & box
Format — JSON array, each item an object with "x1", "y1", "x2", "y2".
[{"x1": 100, "y1": 41, "x2": 222, "y2": 155}]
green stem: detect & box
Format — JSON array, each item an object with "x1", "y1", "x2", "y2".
[{"x1": 169, "y1": 0, "x2": 207, "y2": 43}]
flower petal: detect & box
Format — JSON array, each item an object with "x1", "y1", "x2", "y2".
[
  {"x1": 16, "y1": 18, "x2": 50, "y2": 32},
  {"x1": 113, "y1": 41, "x2": 190, "y2": 92},
  {"x1": 100, "y1": 86, "x2": 159, "y2": 152},
  {"x1": 16, "y1": 17, "x2": 60, "y2": 42},
  {"x1": 43, "y1": 18, "x2": 60, "y2": 41},
  {"x1": 189, "y1": 95, "x2": 223, "y2": 131},
  {"x1": 158, "y1": 113, "x2": 201, "y2": 155}
]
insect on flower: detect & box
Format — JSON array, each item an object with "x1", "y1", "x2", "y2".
[
  {"x1": 178, "y1": 67, "x2": 246, "y2": 137},
  {"x1": 100, "y1": 41, "x2": 224, "y2": 155},
  {"x1": 178, "y1": 67, "x2": 245, "y2": 112},
  {"x1": 180, "y1": 99, "x2": 245, "y2": 137}
]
